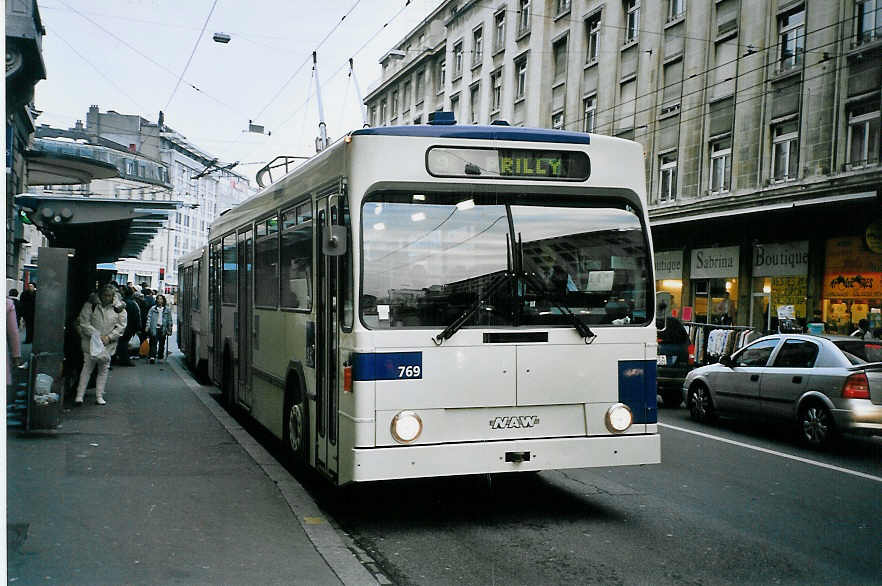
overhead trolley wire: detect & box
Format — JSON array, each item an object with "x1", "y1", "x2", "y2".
[{"x1": 165, "y1": 0, "x2": 220, "y2": 111}]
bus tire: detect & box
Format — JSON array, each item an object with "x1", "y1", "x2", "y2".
[{"x1": 283, "y1": 385, "x2": 308, "y2": 467}]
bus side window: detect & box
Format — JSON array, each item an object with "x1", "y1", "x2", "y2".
[
  {"x1": 281, "y1": 207, "x2": 313, "y2": 309},
  {"x1": 222, "y1": 234, "x2": 237, "y2": 304}
]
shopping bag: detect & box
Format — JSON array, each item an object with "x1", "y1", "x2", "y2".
[
  {"x1": 89, "y1": 333, "x2": 105, "y2": 358},
  {"x1": 139, "y1": 339, "x2": 150, "y2": 357}
]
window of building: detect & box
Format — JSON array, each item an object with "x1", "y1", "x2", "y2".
[
  {"x1": 518, "y1": 0, "x2": 531, "y2": 35},
  {"x1": 556, "y1": 0, "x2": 571, "y2": 17},
  {"x1": 551, "y1": 111, "x2": 564, "y2": 129},
  {"x1": 716, "y1": 0, "x2": 737, "y2": 36},
  {"x1": 586, "y1": 12, "x2": 601, "y2": 63},
  {"x1": 415, "y1": 69, "x2": 425, "y2": 104},
  {"x1": 855, "y1": 0, "x2": 882, "y2": 44},
  {"x1": 709, "y1": 136, "x2": 732, "y2": 194},
  {"x1": 370, "y1": 106, "x2": 377, "y2": 126},
  {"x1": 473, "y1": 26, "x2": 483, "y2": 65},
  {"x1": 379, "y1": 100, "x2": 387, "y2": 125},
  {"x1": 450, "y1": 93, "x2": 460, "y2": 122},
  {"x1": 255, "y1": 215, "x2": 279, "y2": 307},
  {"x1": 553, "y1": 36, "x2": 568, "y2": 83},
  {"x1": 515, "y1": 56, "x2": 528, "y2": 100},
  {"x1": 222, "y1": 233, "x2": 237, "y2": 304},
  {"x1": 583, "y1": 95, "x2": 597, "y2": 132},
  {"x1": 771, "y1": 120, "x2": 799, "y2": 182},
  {"x1": 470, "y1": 83, "x2": 480, "y2": 124},
  {"x1": 403, "y1": 81, "x2": 411, "y2": 113},
  {"x1": 659, "y1": 153, "x2": 678, "y2": 202},
  {"x1": 391, "y1": 90, "x2": 399, "y2": 118},
  {"x1": 437, "y1": 59, "x2": 446, "y2": 91},
  {"x1": 616, "y1": 79, "x2": 636, "y2": 131},
  {"x1": 494, "y1": 9, "x2": 506, "y2": 52},
  {"x1": 453, "y1": 40, "x2": 464, "y2": 79},
  {"x1": 280, "y1": 203, "x2": 313, "y2": 310},
  {"x1": 491, "y1": 68, "x2": 504, "y2": 112},
  {"x1": 778, "y1": 5, "x2": 805, "y2": 70},
  {"x1": 668, "y1": 0, "x2": 684, "y2": 21},
  {"x1": 624, "y1": 0, "x2": 640, "y2": 43},
  {"x1": 847, "y1": 100, "x2": 881, "y2": 168}
]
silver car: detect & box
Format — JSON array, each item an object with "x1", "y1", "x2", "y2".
[{"x1": 682, "y1": 334, "x2": 882, "y2": 447}]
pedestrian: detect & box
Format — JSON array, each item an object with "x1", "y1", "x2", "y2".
[
  {"x1": 74, "y1": 283, "x2": 126, "y2": 405},
  {"x1": 143, "y1": 286, "x2": 155, "y2": 310},
  {"x1": 7, "y1": 289, "x2": 21, "y2": 331},
  {"x1": 7, "y1": 298, "x2": 22, "y2": 393},
  {"x1": 851, "y1": 318, "x2": 872, "y2": 340},
  {"x1": 145, "y1": 294, "x2": 173, "y2": 364},
  {"x1": 19, "y1": 282, "x2": 36, "y2": 344},
  {"x1": 113, "y1": 286, "x2": 141, "y2": 366}
]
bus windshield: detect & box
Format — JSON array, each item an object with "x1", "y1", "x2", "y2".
[{"x1": 361, "y1": 190, "x2": 651, "y2": 330}]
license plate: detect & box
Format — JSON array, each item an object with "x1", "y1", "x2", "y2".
[{"x1": 657, "y1": 355, "x2": 667, "y2": 366}]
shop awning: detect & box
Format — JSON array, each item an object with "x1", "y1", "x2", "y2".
[
  {"x1": 24, "y1": 150, "x2": 119, "y2": 185},
  {"x1": 14, "y1": 194, "x2": 181, "y2": 262}
]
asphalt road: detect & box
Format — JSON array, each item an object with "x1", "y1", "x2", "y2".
[{"x1": 314, "y1": 408, "x2": 881, "y2": 585}]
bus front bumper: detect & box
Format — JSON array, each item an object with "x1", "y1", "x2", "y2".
[{"x1": 347, "y1": 433, "x2": 661, "y2": 483}]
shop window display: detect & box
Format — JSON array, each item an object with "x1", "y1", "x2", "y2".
[
  {"x1": 656, "y1": 279, "x2": 683, "y2": 317},
  {"x1": 751, "y1": 276, "x2": 807, "y2": 333},
  {"x1": 822, "y1": 236, "x2": 882, "y2": 335},
  {"x1": 692, "y1": 278, "x2": 737, "y2": 324}
]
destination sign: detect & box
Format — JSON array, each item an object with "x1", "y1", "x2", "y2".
[{"x1": 427, "y1": 147, "x2": 590, "y2": 181}]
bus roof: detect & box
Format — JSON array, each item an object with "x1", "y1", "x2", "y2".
[{"x1": 351, "y1": 124, "x2": 591, "y2": 145}]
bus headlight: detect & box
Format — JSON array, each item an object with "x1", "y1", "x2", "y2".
[
  {"x1": 605, "y1": 403, "x2": 633, "y2": 433},
  {"x1": 391, "y1": 411, "x2": 423, "y2": 444}
]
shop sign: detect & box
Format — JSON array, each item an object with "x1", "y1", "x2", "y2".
[
  {"x1": 752, "y1": 241, "x2": 808, "y2": 277},
  {"x1": 654, "y1": 250, "x2": 683, "y2": 280},
  {"x1": 690, "y1": 246, "x2": 740, "y2": 279},
  {"x1": 823, "y1": 236, "x2": 882, "y2": 299}
]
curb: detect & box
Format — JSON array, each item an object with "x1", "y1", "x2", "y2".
[{"x1": 168, "y1": 357, "x2": 383, "y2": 585}]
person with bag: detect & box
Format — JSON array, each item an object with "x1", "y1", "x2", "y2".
[
  {"x1": 145, "y1": 294, "x2": 173, "y2": 364},
  {"x1": 74, "y1": 284, "x2": 127, "y2": 405},
  {"x1": 113, "y1": 285, "x2": 141, "y2": 366}
]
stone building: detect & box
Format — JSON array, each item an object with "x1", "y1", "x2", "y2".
[{"x1": 364, "y1": 0, "x2": 882, "y2": 333}]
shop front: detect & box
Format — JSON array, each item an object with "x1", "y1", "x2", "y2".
[
  {"x1": 690, "y1": 246, "x2": 739, "y2": 325},
  {"x1": 750, "y1": 241, "x2": 809, "y2": 332},
  {"x1": 655, "y1": 250, "x2": 684, "y2": 318},
  {"x1": 821, "y1": 233, "x2": 882, "y2": 335}
]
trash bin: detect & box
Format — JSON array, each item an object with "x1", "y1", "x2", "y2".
[{"x1": 26, "y1": 352, "x2": 64, "y2": 431}]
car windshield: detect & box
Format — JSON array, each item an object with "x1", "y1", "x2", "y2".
[
  {"x1": 361, "y1": 190, "x2": 651, "y2": 330},
  {"x1": 832, "y1": 340, "x2": 882, "y2": 363}
]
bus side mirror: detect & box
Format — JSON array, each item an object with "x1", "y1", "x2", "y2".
[{"x1": 323, "y1": 225, "x2": 347, "y2": 256}]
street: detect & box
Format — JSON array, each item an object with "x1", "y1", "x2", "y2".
[{"x1": 281, "y1": 407, "x2": 882, "y2": 585}]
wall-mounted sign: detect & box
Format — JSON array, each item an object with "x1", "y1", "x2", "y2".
[
  {"x1": 691, "y1": 246, "x2": 740, "y2": 279},
  {"x1": 655, "y1": 250, "x2": 683, "y2": 280},
  {"x1": 752, "y1": 241, "x2": 809, "y2": 277}
]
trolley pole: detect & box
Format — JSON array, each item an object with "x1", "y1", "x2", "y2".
[
  {"x1": 349, "y1": 58, "x2": 369, "y2": 128},
  {"x1": 313, "y1": 51, "x2": 329, "y2": 152}
]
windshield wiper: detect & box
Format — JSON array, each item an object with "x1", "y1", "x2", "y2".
[
  {"x1": 432, "y1": 271, "x2": 513, "y2": 345},
  {"x1": 521, "y1": 271, "x2": 597, "y2": 343}
]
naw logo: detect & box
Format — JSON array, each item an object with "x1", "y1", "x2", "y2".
[{"x1": 489, "y1": 415, "x2": 540, "y2": 430}]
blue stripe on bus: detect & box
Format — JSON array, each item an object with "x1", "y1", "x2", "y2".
[
  {"x1": 352, "y1": 352, "x2": 423, "y2": 381},
  {"x1": 351, "y1": 125, "x2": 591, "y2": 145},
  {"x1": 618, "y1": 360, "x2": 658, "y2": 424}
]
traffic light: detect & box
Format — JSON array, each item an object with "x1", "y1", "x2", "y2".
[{"x1": 159, "y1": 267, "x2": 165, "y2": 280}]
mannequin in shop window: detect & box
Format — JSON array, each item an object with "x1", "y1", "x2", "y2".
[{"x1": 715, "y1": 292, "x2": 733, "y2": 325}]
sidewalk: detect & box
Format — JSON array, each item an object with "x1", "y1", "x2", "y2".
[{"x1": 6, "y1": 345, "x2": 346, "y2": 585}]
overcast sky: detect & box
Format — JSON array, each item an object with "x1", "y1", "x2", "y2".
[{"x1": 34, "y1": 0, "x2": 444, "y2": 183}]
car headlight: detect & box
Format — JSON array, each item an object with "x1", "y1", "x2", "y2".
[
  {"x1": 390, "y1": 411, "x2": 423, "y2": 444},
  {"x1": 605, "y1": 403, "x2": 633, "y2": 433}
]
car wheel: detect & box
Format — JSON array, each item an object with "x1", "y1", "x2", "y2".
[
  {"x1": 689, "y1": 382, "x2": 715, "y2": 423},
  {"x1": 662, "y1": 389, "x2": 682, "y2": 408},
  {"x1": 798, "y1": 402, "x2": 835, "y2": 449}
]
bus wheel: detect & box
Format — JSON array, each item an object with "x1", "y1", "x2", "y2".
[{"x1": 283, "y1": 391, "x2": 307, "y2": 467}]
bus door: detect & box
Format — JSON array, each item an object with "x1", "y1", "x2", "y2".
[
  {"x1": 315, "y1": 194, "x2": 343, "y2": 478},
  {"x1": 210, "y1": 242, "x2": 223, "y2": 383},
  {"x1": 237, "y1": 229, "x2": 254, "y2": 408}
]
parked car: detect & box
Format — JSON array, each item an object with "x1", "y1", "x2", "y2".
[
  {"x1": 657, "y1": 317, "x2": 692, "y2": 408},
  {"x1": 682, "y1": 334, "x2": 882, "y2": 448}
]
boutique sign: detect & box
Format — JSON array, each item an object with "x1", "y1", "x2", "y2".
[
  {"x1": 655, "y1": 250, "x2": 683, "y2": 280},
  {"x1": 691, "y1": 246, "x2": 740, "y2": 279},
  {"x1": 752, "y1": 241, "x2": 809, "y2": 277}
]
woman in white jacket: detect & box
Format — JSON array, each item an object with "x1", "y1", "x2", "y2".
[
  {"x1": 145, "y1": 294, "x2": 173, "y2": 364},
  {"x1": 75, "y1": 284, "x2": 127, "y2": 405}
]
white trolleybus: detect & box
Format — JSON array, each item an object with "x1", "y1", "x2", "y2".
[{"x1": 188, "y1": 116, "x2": 661, "y2": 485}]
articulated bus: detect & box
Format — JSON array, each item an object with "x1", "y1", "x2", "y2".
[{"x1": 181, "y1": 120, "x2": 661, "y2": 485}]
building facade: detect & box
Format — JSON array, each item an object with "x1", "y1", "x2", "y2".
[
  {"x1": 365, "y1": 0, "x2": 882, "y2": 334},
  {"x1": 35, "y1": 107, "x2": 253, "y2": 292}
]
